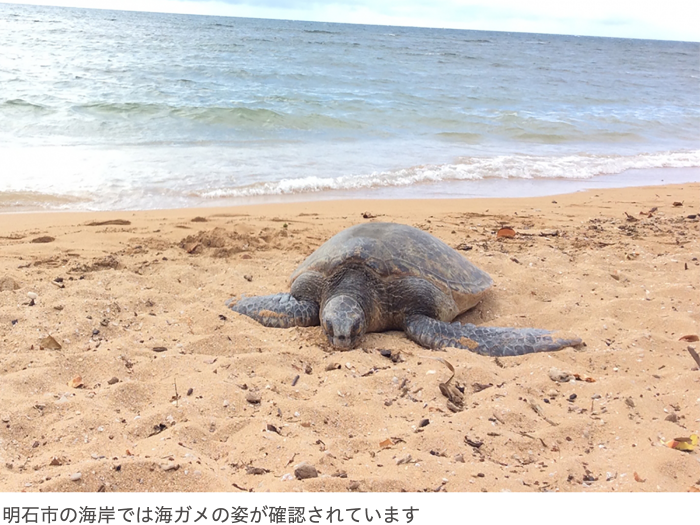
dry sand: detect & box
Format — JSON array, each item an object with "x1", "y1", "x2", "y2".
[{"x1": 1, "y1": 183, "x2": 699, "y2": 493}]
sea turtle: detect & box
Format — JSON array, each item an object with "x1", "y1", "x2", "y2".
[{"x1": 227, "y1": 222, "x2": 581, "y2": 356}]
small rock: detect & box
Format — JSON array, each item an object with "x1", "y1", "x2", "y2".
[
  {"x1": 40, "y1": 335, "x2": 62, "y2": 350},
  {"x1": 243, "y1": 274, "x2": 253, "y2": 282},
  {"x1": 67, "y1": 375, "x2": 83, "y2": 388},
  {"x1": 454, "y1": 454, "x2": 465, "y2": 463},
  {"x1": 625, "y1": 397, "x2": 636, "y2": 408},
  {"x1": 246, "y1": 392, "x2": 261, "y2": 404},
  {"x1": 0, "y1": 277, "x2": 21, "y2": 291},
  {"x1": 294, "y1": 462, "x2": 318, "y2": 480},
  {"x1": 107, "y1": 377, "x2": 119, "y2": 385},
  {"x1": 27, "y1": 291, "x2": 38, "y2": 300},
  {"x1": 86, "y1": 219, "x2": 131, "y2": 226},
  {"x1": 325, "y1": 363, "x2": 341, "y2": 371},
  {"x1": 49, "y1": 457, "x2": 62, "y2": 466},
  {"x1": 549, "y1": 367, "x2": 574, "y2": 382},
  {"x1": 348, "y1": 481, "x2": 361, "y2": 491},
  {"x1": 665, "y1": 412, "x2": 679, "y2": 423},
  {"x1": 184, "y1": 242, "x2": 201, "y2": 254},
  {"x1": 31, "y1": 236, "x2": 55, "y2": 243},
  {"x1": 160, "y1": 463, "x2": 180, "y2": 471},
  {"x1": 69, "y1": 472, "x2": 82, "y2": 481}
]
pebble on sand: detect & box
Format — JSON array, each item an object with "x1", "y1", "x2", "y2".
[
  {"x1": 40, "y1": 335, "x2": 62, "y2": 350},
  {"x1": 294, "y1": 462, "x2": 318, "y2": 480}
]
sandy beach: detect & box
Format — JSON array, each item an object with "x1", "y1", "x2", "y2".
[{"x1": 1, "y1": 183, "x2": 698, "y2": 493}]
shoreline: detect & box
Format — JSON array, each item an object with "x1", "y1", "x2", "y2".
[
  {"x1": 1, "y1": 181, "x2": 698, "y2": 227},
  {"x1": 2, "y1": 166, "x2": 699, "y2": 215},
  {"x1": 1, "y1": 182, "x2": 698, "y2": 492}
]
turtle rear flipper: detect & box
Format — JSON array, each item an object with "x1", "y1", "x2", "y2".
[
  {"x1": 404, "y1": 315, "x2": 581, "y2": 357},
  {"x1": 228, "y1": 293, "x2": 319, "y2": 328}
]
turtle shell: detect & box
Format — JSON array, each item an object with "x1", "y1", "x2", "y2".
[{"x1": 290, "y1": 222, "x2": 493, "y2": 299}]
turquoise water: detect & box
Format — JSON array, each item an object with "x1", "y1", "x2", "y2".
[{"x1": 1, "y1": 3, "x2": 699, "y2": 211}]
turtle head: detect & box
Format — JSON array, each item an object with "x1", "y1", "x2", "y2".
[{"x1": 321, "y1": 295, "x2": 366, "y2": 349}]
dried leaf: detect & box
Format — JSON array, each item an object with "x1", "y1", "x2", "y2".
[
  {"x1": 496, "y1": 227, "x2": 516, "y2": 238},
  {"x1": 633, "y1": 472, "x2": 646, "y2": 483},
  {"x1": 67, "y1": 375, "x2": 83, "y2": 388},
  {"x1": 664, "y1": 434, "x2": 698, "y2": 452},
  {"x1": 679, "y1": 335, "x2": 699, "y2": 342},
  {"x1": 421, "y1": 355, "x2": 463, "y2": 410},
  {"x1": 379, "y1": 438, "x2": 394, "y2": 449},
  {"x1": 689, "y1": 487, "x2": 700, "y2": 492},
  {"x1": 573, "y1": 373, "x2": 596, "y2": 383}
]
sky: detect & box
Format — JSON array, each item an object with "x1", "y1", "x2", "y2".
[{"x1": 4, "y1": 0, "x2": 699, "y2": 41}]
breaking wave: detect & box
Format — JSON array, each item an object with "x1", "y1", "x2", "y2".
[{"x1": 198, "y1": 150, "x2": 700, "y2": 199}]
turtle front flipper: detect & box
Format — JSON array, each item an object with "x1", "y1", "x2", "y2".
[
  {"x1": 404, "y1": 315, "x2": 581, "y2": 357},
  {"x1": 227, "y1": 293, "x2": 319, "y2": 328}
]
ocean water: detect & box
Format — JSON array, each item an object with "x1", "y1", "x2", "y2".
[{"x1": 1, "y1": 3, "x2": 699, "y2": 212}]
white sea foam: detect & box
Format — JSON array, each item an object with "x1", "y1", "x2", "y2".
[{"x1": 197, "y1": 151, "x2": 700, "y2": 199}]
